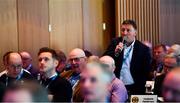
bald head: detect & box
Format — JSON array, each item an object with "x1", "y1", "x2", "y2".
[
  {"x1": 8, "y1": 53, "x2": 22, "y2": 65},
  {"x1": 69, "y1": 48, "x2": 86, "y2": 58},
  {"x1": 20, "y1": 51, "x2": 32, "y2": 69},
  {"x1": 20, "y1": 52, "x2": 32, "y2": 59},
  {"x1": 99, "y1": 56, "x2": 115, "y2": 72},
  {"x1": 68, "y1": 48, "x2": 86, "y2": 74},
  {"x1": 7, "y1": 52, "x2": 23, "y2": 78},
  {"x1": 162, "y1": 67, "x2": 180, "y2": 102}
]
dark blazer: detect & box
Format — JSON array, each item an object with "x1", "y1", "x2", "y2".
[
  {"x1": 0, "y1": 69, "x2": 33, "y2": 87},
  {"x1": 42, "y1": 76, "x2": 72, "y2": 102},
  {"x1": 26, "y1": 65, "x2": 39, "y2": 78},
  {"x1": 154, "y1": 73, "x2": 166, "y2": 97},
  {"x1": 104, "y1": 37, "x2": 152, "y2": 94}
]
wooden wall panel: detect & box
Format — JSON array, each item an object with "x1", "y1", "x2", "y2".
[
  {"x1": 116, "y1": 0, "x2": 160, "y2": 46},
  {"x1": 49, "y1": 0, "x2": 83, "y2": 55},
  {"x1": 0, "y1": 0, "x2": 18, "y2": 71},
  {"x1": 159, "y1": 0, "x2": 180, "y2": 45},
  {"x1": 17, "y1": 0, "x2": 49, "y2": 67},
  {"x1": 83, "y1": 0, "x2": 104, "y2": 56}
]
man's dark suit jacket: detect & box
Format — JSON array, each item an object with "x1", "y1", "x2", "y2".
[
  {"x1": 42, "y1": 76, "x2": 72, "y2": 102},
  {"x1": 103, "y1": 37, "x2": 152, "y2": 94},
  {"x1": 154, "y1": 73, "x2": 166, "y2": 97},
  {"x1": 27, "y1": 65, "x2": 39, "y2": 78}
]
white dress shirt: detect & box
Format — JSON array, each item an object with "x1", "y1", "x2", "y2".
[{"x1": 120, "y1": 40, "x2": 135, "y2": 85}]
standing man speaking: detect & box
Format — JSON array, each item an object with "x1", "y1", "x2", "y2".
[{"x1": 104, "y1": 20, "x2": 151, "y2": 95}]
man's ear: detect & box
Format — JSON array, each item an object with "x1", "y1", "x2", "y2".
[
  {"x1": 54, "y1": 59, "x2": 59, "y2": 68},
  {"x1": 134, "y1": 30, "x2": 137, "y2": 36}
]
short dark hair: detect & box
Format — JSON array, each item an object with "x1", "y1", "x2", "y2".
[
  {"x1": 56, "y1": 50, "x2": 66, "y2": 63},
  {"x1": 153, "y1": 44, "x2": 167, "y2": 52},
  {"x1": 38, "y1": 47, "x2": 58, "y2": 60},
  {"x1": 84, "y1": 50, "x2": 93, "y2": 58},
  {"x1": 122, "y1": 20, "x2": 137, "y2": 30}
]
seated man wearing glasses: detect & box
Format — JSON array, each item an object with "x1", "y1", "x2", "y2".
[
  {"x1": 61, "y1": 48, "x2": 87, "y2": 102},
  {"x1": 0, "y1": 52, "x2": 33, "y2": 87}
]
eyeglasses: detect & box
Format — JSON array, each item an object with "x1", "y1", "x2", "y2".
[
  {"x1": 69, "y1": 57, "x2": 85, "y2": 63},
  {"x1": 8, "y1": 64, "x2": 22, "y2": 69}
]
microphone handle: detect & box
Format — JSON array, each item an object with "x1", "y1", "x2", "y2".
[{"x1": 114, "y1": 37, "x2": 125, "y2": 57}]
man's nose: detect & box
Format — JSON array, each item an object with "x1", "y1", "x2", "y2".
[
  {"x1": 40, "y1": 60, "x2": 45, "y2": 64},
  {"x1": 155, "y1": 52, "x2": 159, "y2": 56},
  {"x1": 72, "y1": 60, "x2": 77, "y2": 64},
  {"x1": 122, "y1": 30, "x2": 128, "y2": 35},
  {"x1": 83, "y1": 80, "x2": 91, "y2": 88}
]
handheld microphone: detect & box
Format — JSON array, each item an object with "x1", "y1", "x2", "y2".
[{"x1": 114, "y1": 36, "x2": 127, "y2": 57}]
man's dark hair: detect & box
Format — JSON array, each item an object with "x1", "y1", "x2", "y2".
[
  {"x1": 84, "y1": 50, "x2": 93, "y2": 58},
  {"x1": 153, "y1": 44, "x2": 167, "y2": 52},
  {"x1": 56, "y1": 50, "x2": 66, "y2": 63},
  {"x1": 38, "y1": 47, "x2": 58, "y2": 60},
  {"x1": 122, "y1": 20, "x2": 137, "y2": 30}
]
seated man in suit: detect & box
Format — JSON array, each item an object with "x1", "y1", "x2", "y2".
[
  {"x1": 38, "y1": 47, "x2": 72, "y2": 102},
  {"x1": 61, "y1": 48, "x2": 87, "y2": 102},
  {"x1": 0, "y1": 52, "x2": 33, "y2": 87},
  {"x1": 80, "y1": 62, "x2": 112, "y2": 102},
  {"x1": 20, "y1": 51, "x2": 39, "y2": 78},
  {"x1": 100, "y1": 56, "x2": 128, "y2": 102},
  {"x1": 104, "y1": 20, "x2": 152, "y2": 95},
  {"x1": 150, "y1": 44, "x2": 167, "y2": 80},
  {"x1": 162, "y1": 67, "x2": 180, "y2": 102}
]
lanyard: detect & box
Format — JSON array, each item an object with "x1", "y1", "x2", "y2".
[
  {"x1": 123, "y1": 45, "x2": 133, "y2": 62},
  {"x1": 45, "y1": 74, "x2": 58, "y2": 89}
]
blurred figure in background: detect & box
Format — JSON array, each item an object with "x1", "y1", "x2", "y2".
[
  {"x1": 167, "y1": 44, "x2": 180, "y2": 55},
  {"x1": 3, "y1": 80, "x2": 49, "y2": 102},
  {"x1": 162, "y1": 68, "x2": 180, "y2": 102},
  {"x1": 143, "y1": 40, "x2": 153, "y2": 49},
  {"x1": 20, "y1": 51, "x2": 39, "y2": 78},
  {"x1": 61, "y1": 48, "x2": 87, "y2": 102},
  {"x1": 88, "y1": 55, "x2": 99, "y2": 63},
  {"x1": 80, "y1": 62, "x2": 112, "y2": 102},
  {"x1": 55, "y1": 50, "x2": 68, "y2": 74},
  {"x1": 100, "y1": 56, "x2": 128, "y2": 102}
]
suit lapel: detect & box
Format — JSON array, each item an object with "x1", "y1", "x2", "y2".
[{"x1": 130, "y1": 40, "x2": 138, "y2": 76}]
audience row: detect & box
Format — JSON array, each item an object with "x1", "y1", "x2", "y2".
[{"x1": 0, "y1": 19, "x2": 180, "y2": 102}]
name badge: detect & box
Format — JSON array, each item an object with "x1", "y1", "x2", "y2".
[{"x1": 131, "y1": 95, "x2": 157, "y2": 103}]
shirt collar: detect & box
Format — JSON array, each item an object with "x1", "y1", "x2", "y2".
[
  {"x1": 49, "y1": 72, "x2": 58, "y2": 79},
  {"x1": 127, "y1": 39, "x2": 135, "y2": 48}
]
